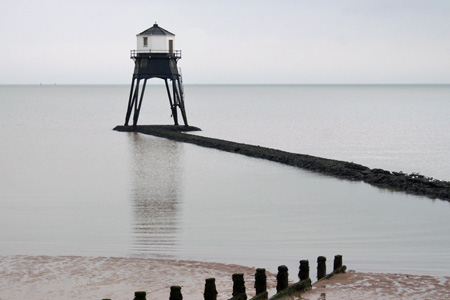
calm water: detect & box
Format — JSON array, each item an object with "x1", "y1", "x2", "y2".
[{"x1": 1, "y1": 84, "x2": 450, "y2": 276}]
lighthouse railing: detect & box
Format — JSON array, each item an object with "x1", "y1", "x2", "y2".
[{"x1": 130, "y1": 49, "x2": 181, "y2": 59}]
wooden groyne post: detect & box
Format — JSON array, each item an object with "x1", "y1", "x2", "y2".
[
  {"x1": 332, "y1": 254, "x2": 347, "y2": 275},
  {"x1": 270, "y1": 261, "x2": 312, "y2": 300},
  {"x1": 133, "y1": 291, "x2": 146, "y2": 300},
  {"x1": 276, "y1": 265, "x2": 289, "y2": 293},
  {"x1": 252, "y1": 268, "x2": 269, "y2": 300},
  {"x1": 204, "y1": 278, "x2": 218, "y2": 300},
  {"x1": 255, "y1": 268, "x2": 267, "y2": 295},
  {"x1": 232, "y1": 273, "x2": 247, "y2": 300},
  {"x1": 101, "y1": 254, "x2": 346, "y2": 300},
  {"x1": 334, "y1": 254, "x2": 343, "y2": 271},
  {"x1": 169, "y1": 286, "x2": 183, "y2": 300},
  {"x1": 298, "y1": 260, "x2": 309, "y2": 281},
  {"x1": 315, "y1": 254, "x2": 347, "y2": 282},
  {"x1": 270, "y1": 255, "x2": 346, "y2": 300},
  {"x1": 317, "y1": 256, "x2": 326, "y2": 280}
]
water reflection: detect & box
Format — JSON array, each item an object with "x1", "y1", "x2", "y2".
[{"x1": 127, "y1": 133, "x2": 184, "y2": 257}]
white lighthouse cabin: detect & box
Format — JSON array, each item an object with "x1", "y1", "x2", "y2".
[{"x1": 135, "y1": 23, "x2": 179, "y2": 57}]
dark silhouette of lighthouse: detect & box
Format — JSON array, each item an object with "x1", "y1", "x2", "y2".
[{"x1": 124, "y1": 23, "x2": 188, "y2": 126}]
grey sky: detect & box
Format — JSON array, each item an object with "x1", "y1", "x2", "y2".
[{"x1": 1, "y1": 0, "x2": 449, "y2": 84}]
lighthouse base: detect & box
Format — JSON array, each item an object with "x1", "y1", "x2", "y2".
[{"x1": 114, "y1": 125, "x2": 201, "y2": 133}]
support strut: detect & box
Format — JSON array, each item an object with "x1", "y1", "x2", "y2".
[{"x1": 124, "y1": 74, "x2": 188, "y2": 126}]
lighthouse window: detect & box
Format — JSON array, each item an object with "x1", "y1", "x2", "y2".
[
  {"x1": 143, "y1": 37, "x2": 148, "y2": 47},
  {"x1": 169, "y1": 40, "x2": 173, "y2": 54}
]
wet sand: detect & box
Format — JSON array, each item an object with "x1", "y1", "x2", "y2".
[
  {"x1": 0, "y1": 255, "x2": 275, "y2": 300},
  {"x1": 1, "y1": 256, "x2": 449, "y2": 300},
  {"x1": 298, "y1": 270, "x2": 450, "y2": 300}
]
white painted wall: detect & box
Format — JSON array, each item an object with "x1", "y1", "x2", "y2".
[{"x1": 136, "y1": 35, "x2": 175, "y2": 52}]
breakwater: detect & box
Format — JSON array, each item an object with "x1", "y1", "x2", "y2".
[
  {"x1": 114, "y1": 125, "x2": 450, "y2": 201},
  {"x1": 103, "y1": 254, "x2": 346, "y2": 300}
]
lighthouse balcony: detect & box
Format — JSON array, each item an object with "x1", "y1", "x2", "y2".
[{"x1": 131, "y1": 49, "x2": 181, "y2": 59}]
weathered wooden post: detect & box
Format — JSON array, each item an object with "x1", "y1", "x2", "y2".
[
  {"x1": 334, "y1": 255, "x2": 343, "y2": 271},
  {"x1": 276, "y1": 265, "x2": 289, "y2": 293},
  {"x1": 232, "y1": 273, "x2": 247, "y2": 300},
  {"x1": 204, "y1": 278, "x2": 218, "y2": 300},
  {"x1": 298, "y1": 260, "x2": 310, "y2": 281},
  {"x1": 255, "y1": 268, "x2": 267, "y2": 295},
  {"x1": 134, "y1": 291, "x2": 147, "y2": 300},
  {"x1": 317, "y1": 256, "x2": 326, "y2": 280},
  {"x1": 170, "y1": 286, "x2": 183, "y2": 300}
]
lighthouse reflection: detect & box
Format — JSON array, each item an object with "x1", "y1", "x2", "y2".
[{"x1": 127, "y1": 133, "x2": 183, "y2": 257}]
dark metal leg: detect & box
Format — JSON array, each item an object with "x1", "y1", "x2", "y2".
[
  {"x1": 125, "y1": 73, "x2": 188, "y2": 127},
  {"x1": 124, "y1": 77, "x2": 136, "y2": 126},
  {"x1": 131, "y1": 78, "x2": 140, "y2": 127},
  {"x1": 176, "y1": 77, "x2": 189, "y2": 126},
  {"x1": 133, "y1": 78, "x2": 147, "y2": 126},
  {"x1": 171, "y1": 79, "x2": 179, "y2": 125},
  {"x1": 165, "y1": 79, "x2": 177, "y2": 124}
]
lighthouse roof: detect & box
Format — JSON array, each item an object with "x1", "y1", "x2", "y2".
[{"x1": 138, "y1": 23, "x2": 175, "y2": 36}]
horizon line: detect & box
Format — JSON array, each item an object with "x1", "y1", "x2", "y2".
[{"x1": 2, "y1": 83, "x2": 450, "y2": 86}]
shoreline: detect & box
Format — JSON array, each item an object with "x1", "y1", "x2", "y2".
[
  {"x1": 1, "y1": 255, "x2": 449, "y2": 300},
  {"x1": 298, "y1": 270, "x2": 450, "y2": 300},
  {"x1": 0, "y1": 255, "x2": 276, "y2": 300},
  {"x1": 114, "y1": 125, "x2": 450, "y2": 202}
]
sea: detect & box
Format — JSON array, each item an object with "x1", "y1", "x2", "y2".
[{"x1": 1, "y1": 84, "x2": 450, "y2": 277}]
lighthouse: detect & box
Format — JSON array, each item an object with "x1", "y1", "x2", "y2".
[{"x1": 124, "y1": 23, "x2": 188, "y2": 126}]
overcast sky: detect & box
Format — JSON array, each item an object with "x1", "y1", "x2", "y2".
[{"x1": 1, "y1": 0, "x2": 449, "y2": 84}]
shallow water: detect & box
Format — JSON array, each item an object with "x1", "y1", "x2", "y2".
[
  {"x1": 1, "y1": 84, "x2": 450, "y2": 276},
  {"x1": 186, "y1": 84, "x2": 450, "y2": 181}
]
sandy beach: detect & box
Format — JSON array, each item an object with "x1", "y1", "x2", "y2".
[
  {"x1": 1, "y1": 255, "x2": 449, "y2": 300},
  {"x1": 0, "y1": 255, "x2": 276, "y2": 300},
  {"x1": 299, "y1": 270, "x2": 450, "y2": 300}
]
